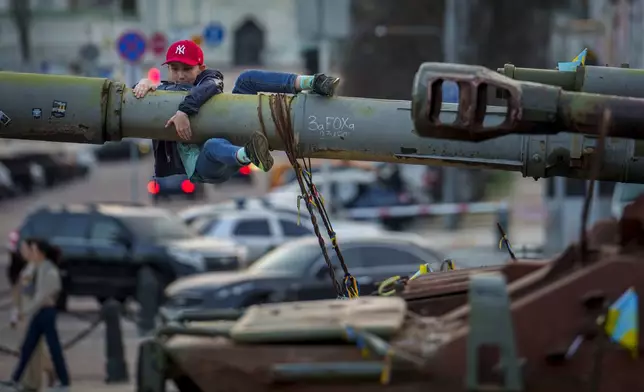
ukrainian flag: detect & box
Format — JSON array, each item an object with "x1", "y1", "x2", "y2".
[
  {"x1": 605, "y1": 287, "x2": 639, "y2": 358},
  {"x1": 558, "y1": 48, "x2": 588, "y2": 72}
]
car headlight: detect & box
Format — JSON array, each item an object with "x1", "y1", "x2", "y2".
[
  {"x1": 168, "y1": 248, "x2": 206, "y2": 272},
  {"x1": 214, "y1": 283, "x2": 255, "y2": 300}
]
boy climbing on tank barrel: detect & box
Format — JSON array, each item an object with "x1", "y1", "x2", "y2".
[{"x1": 132, "y1": 39, "x2": 340, "y2": 186}]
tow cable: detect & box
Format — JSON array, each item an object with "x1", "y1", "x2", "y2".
[{"x1": 261, "y1": 93, "x2": 359, "y2": 299}]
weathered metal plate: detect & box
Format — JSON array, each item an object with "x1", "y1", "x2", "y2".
[
  {"x1": 405, "y1": 262, "x2": 549, "y2": 299},
  {"x1": 230, "y1": 297, "x2": 407, "y2": 343}
]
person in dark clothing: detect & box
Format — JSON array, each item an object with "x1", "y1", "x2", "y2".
[{"x1": 133, "y1": 39, "x2": 340, "y2": 186}]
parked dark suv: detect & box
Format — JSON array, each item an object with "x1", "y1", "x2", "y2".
[{"x1": 7, "y1": 203, "x2": 248, "y2": 309}]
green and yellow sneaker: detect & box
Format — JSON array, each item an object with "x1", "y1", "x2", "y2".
[{"x1": 244, "y1": 131, "x2": 274, "y2": 172}]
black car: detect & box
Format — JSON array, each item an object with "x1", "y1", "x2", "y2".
[
  {"x1": 0, "y1": 156, "x2": 46, "y2": 194},
  {"x1": 7, "y1": 203, "x2": 248, "y2": 308},
  {"x1": 162, "y1": 234, "x2": 444, "y2": 315},
  {"x1": 15, "y1": 152, "x2": 76, "y2": 187},
  {"x1": 147, "y1": 176, "x2": 206, "y2": 203}
]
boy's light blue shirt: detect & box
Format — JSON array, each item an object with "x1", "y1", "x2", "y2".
[{"x1": 177, "y1": 142, "x2": 202, "y2": 180}]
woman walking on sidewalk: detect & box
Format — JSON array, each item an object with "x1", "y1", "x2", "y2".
[
  {"x1": 6, "y1": 253, "x2": 56, "y2": 391},
  {"x1": 0, "y1": 238, "x2": 70, "y2": 392}
]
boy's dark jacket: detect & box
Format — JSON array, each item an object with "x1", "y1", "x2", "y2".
[{"x1": 133, "y1": 69, "x2": 224, "y2": 178}]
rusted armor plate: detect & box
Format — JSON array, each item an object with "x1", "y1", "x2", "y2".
[{"x1": 403, "y1": 262, "x2": 548, "y2": 316}]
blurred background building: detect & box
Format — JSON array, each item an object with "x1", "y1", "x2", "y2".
[
  {"x1": 0, "y1": 0, "x2": 302, "y2": 77},
  {"x1": 1, "y1": 0, "x2": 642, "y2": 77}
]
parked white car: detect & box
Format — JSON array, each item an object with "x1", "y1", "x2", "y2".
[
  {"x1": 178, "y1": 197, "x2": 302, "y2": 228},
  {"x1": 194, "y1": 209, "x2": 387, "y2": 263}
]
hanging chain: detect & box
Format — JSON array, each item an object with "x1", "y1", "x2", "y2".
[{"x1": 261, "y1": 93, "x2": 359, "y2": 298}]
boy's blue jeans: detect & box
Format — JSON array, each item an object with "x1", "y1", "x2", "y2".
[
  {"x1": 12, "y1": 307, "x2": 70, "y2": 386},
  {"x1": 158, "y1": 70, "x2": 297, "y2": 187}
]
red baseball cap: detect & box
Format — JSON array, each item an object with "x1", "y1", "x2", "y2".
[{"x1": 163, "y1": 40, "x2": 204, "y2": 66}]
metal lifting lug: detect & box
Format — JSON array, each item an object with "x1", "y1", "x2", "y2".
[{"x1": 412, "y1": 63, "x2": 523, "y2": 142}]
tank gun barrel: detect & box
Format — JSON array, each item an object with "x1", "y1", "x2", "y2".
[
  {"x1": 412, "y1": 62, "x2": 644, "y2": 142},
  {"x1": 1, "y1": 71, "x2": 644, "y2": 183},
  {"x1": 497, "y1": 63, "x2": 644, "y2": 97}
]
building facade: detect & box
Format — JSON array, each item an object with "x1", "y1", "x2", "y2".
[{"x1": 0, "y1": 0, "x2": 302, "y2": 79}]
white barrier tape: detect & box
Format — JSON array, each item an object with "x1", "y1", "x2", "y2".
[{"x1": 341, "y1": 201, "x2": 509, "y2": 219}]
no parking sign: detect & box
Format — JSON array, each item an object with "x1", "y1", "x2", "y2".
[{"x1": 117, "y1": 31, "x2": 147, "y2": 63}]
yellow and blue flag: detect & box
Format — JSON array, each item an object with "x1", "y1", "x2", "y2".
[
  {"x1": 605, "y1": 287, "x2": 639, "y2": 358},
  {"x1": 558, "y1": 48, "x2": 588, "y2": 72}
]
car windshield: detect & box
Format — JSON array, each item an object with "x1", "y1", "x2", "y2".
[
  {"x1": 248, "y1": 241, "x2": 321, "y2": 276},
  {"x1": 619, "y1": 184, "x2": 644, "y2": 203},
  {"x1": 192, "y1": 217, "x2": 219, "y2": 234},
  {"x1": 120, "y1": 214, "x2": 195, "y2": 240}
]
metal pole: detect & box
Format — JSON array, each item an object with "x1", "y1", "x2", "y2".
[
  {"x1": 554, "y1": 177, "x2": 567, "y2": 253},
  {"x1": 317, "y1": 0, "x2": 333, "y2": 214},
  {"x1": 442, "y1": 0, "x2": 462, "y2": 230},
  {"x1": 125, "y1": 63, "x2": 139, "y2": 203},
  {"x1": 591, "y1": 180, "x2": 601, "y2": 226}
]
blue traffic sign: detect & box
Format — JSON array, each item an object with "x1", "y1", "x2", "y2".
[
  {"x1": 203, "y1": 22, "x2": 225, "y2": 47},
  {"x1": 117, "y1": 31, "x2": 147, "y2": 63}
]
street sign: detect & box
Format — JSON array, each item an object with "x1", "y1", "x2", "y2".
[
  {"x1": 149, "y1": 32, "x2": 168, "y2": 56},
  {"x1": 117, "y1": 31, "x2": 147, "y2": 63},
  {"x1": 203, "y1": 22, "x2": 225, "y2": 47}
]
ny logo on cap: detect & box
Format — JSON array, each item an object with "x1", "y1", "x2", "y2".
[{"x1": 175, "y1": 45, "x2": 186, "y2": 55}]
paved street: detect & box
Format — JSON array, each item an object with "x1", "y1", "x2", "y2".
[{"x1": 0, "y1": 154, "x2": 545, "y2": 390}]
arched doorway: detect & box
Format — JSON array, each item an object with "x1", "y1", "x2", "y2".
[{"x1": 233, "y1": 18, "x2": 265, "y2": 66}]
